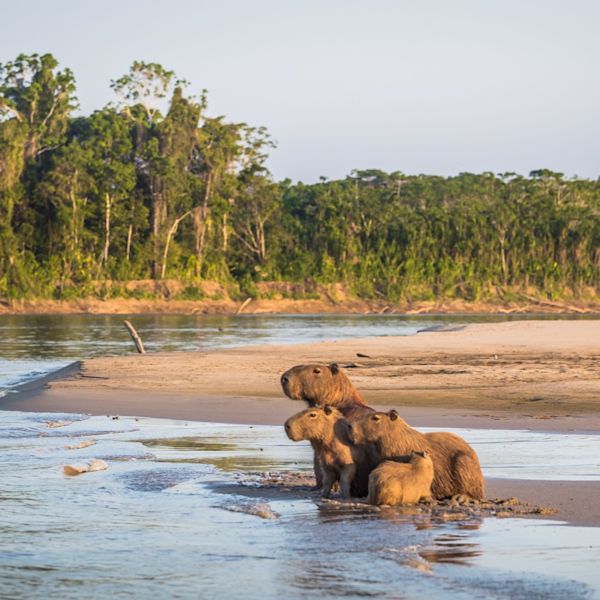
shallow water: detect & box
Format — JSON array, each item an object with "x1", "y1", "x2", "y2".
[
  {"x1": 1, "y1": 411, "x2": 598, "y2": 599},
  {"x1": 0, "y1": 312, "x2": 592, "y2": 393}
]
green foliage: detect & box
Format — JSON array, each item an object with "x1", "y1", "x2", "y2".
[{"x1": 0, "y1": 53, "x2": 599, "y2": 302}]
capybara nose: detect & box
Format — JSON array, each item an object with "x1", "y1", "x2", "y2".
[
  {"x1": 284, "y1": 422, "x2": 290, "y2": 431},
  {"x1": 281, "y1": 375, "x2": 289, "y2": 385}
]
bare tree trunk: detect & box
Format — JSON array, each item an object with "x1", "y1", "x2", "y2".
[
  {"x1": 499, "y1": 233, "x2": 507, "y2": 285},
  {"x1": 102, "y1": 193, "x2": 111, "y2": 264},
  {"x1": 257, "y1": 218, "x2": 266, "y2": 263},
  {"x1": 193, "y1": 206, "x2": 204, "y2": 276},
  {"x1": 69, "y1": 188, "x2": 78, "y2": 253},
  {"x1": 222, "y1": 212, "x2": 228, "y2": 252},
  {"x1": 126, "y1": 224, "x2": 133, "y2": 262},
  {"x1": 161, "y1": 210, "x2": 193, "y2": 279},
  {"x1": 194, "y1": 173, "x2": 213, "y2": 276},
  {"x1": 151, "y1": 181, "x2": 167, "y2": 278}
]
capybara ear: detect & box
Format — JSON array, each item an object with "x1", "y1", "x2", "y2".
[
  {"x1": 329, "y1": 363, "x2": 340, "y2": 375},
  {"x1": 388, "y1": 409, "x2": 399, "y2": 421},
  {"x1": 324, "y1": 405, "x2": 333, "y2": 416}
]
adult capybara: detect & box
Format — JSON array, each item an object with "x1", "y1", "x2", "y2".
[
  {"x1": 284, "y1": 406, "x2": 372, "y2": 498},
  {"x1": 347, "y1": 410, "x2": 484, "y2": 500},
  {"x1": 367, "y1": 451, "x2": 434, "y2": 506},
  {"x1": 280, "y1": 363, "x2": 374, "y2": 420}
]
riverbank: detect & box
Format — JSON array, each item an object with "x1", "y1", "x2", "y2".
[
  {"x1": 1, "y1": 295, "x2": 599, "y2": 315},
  {"x1": 3, "y1": 320, "x2": 600, "y2": 526}
]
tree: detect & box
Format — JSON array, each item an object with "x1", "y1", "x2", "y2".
[
  {"x1": 83, "y1": 110, "x2": 136, "y2": 271},
  {"x1": 0, "y1": 53, "x2": 77, "y2": 160}
]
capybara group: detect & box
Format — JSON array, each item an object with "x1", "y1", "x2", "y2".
[
  {"x1": 281, "y1": 363, "x2": 374, "y2": 420},
  {"x1": 284, "y1": 406, "x2": 371, "y2": 497},
  {"x1": 347, "y1": 410, "x2": 484, "y2": 500},
  {"x1": 367, "y1": 451, "x2": 434, "y2": 505}
]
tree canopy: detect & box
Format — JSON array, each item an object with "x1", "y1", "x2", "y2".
[{"x1": 0, "y1": 53, "x2": 598, "y2": 302}]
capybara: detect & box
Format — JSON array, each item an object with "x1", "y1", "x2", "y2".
[
  {"x1": 284, "y1": 406, "x2": 372, "y2": 498},
  {"x1": 280, "y1": 363, "x2": 374, "y2": 420},
  {"x1": 347, "y1": 410, "x2": 484, "y2": 500},
  {"x1": 367, "y1": 451, "x2": 434, "y2": 506}
]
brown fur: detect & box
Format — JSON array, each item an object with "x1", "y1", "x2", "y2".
[
  {"x1": 284, "y1": 406, "x2": 372, "y2": 498},
  {"x1": 281, "y1": 363, "x2": 374, "y2": 420},
  {"x1": 348, "y1": 410, "x2": 484, "y2": 500},
  {"x1": 367, "y1": 451, "x2": 434, "y2": 505}
]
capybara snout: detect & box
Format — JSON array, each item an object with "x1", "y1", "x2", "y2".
[{"x1": 283, "y1": 418, "x2": 295, "y2": 439}]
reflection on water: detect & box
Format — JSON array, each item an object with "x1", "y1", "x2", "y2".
[
  {"x1": 0, "y1": 312, "x2": 592, "y2": 392},
  {"x1": 419, "y1": 533, "x2": 483, "y2": 564},
  {"x1": 0, "y1": 411, "x2": 599, "y2": 599}
]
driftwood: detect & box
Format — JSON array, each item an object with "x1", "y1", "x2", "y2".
[
  {"x1": 405, "y1": 307, "x2": 430, "y2": 315},
  {"x1": 237, "y1": 297, "x2": 252, "y2": 315},
  {"x1": 123, "y1": 320, "x2": 146, "y2": 354},
  {"x1": 520, "y1": 294, "x2": 590, "y2": 314}
]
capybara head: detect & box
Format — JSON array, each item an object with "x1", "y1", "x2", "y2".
[
  {"x1": 346, "y1": 409, "x2": 407, "y2": 444},
  {"x1": 280, "y1": 363, "x2": 360, "y2": 407},
  {"x1": 284, "y1": 405, "x2": 343, "y2": 442}
]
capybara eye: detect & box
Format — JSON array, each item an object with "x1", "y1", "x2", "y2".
[
  {"x1": 309, "y1": 413, "x2": 317, "y2": 418},
  {"x1": 313, "y1": 368, "x2": 321, "y2": 374},
  {"x1": 372, "y1": 415, "x2": 380, "y2": 422}
]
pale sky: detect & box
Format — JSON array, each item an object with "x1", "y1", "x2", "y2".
[{"x1": 1, "y1": 0, "x2": 599, "y2": 181}]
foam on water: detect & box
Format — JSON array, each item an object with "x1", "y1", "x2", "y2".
[{"x1": 0, "y1": 410, "x2": 599, "y2": 599}]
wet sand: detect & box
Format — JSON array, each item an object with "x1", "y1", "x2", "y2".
[
  {"x1": 13, "y1": 319, "x2": 600, "y2": 421},
  {"x1": 4, "y1": 320, "x2": 600, "y2": 526}
]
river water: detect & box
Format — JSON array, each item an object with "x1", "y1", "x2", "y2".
[
  {"x1": 0, "y1": 412, "x2": 599, "y2": 599},
  {"x1": 1, "y1": 313, "x2": 599, "y2": 598}
]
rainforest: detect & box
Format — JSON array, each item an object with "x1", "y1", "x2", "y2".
[{"x1": 1, "y1": 53, "x2": 598, "y2": 304}]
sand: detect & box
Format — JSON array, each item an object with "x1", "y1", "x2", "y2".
[{"x1": 4, "y1": 320, "x2": 600, "y2": 526}]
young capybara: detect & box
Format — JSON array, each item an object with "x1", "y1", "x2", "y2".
[
  {"x1": 347, "y1": 410, "x2": 484, "y2": 500},
  {"x1": 284, "y1": 406, "x2": 372, "y2": 498},
  {"x1": 367, "y1": 451, "x2": 434, "y2": 506},
  {"x1": 280, "y1": 363, "x2": 374, "y2": 420}
]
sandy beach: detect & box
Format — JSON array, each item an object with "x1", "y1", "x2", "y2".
[{"x1": 4, "y1": 319, "x2": 600, "y2": 526}]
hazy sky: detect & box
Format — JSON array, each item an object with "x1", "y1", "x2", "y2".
[{"x1": 1, "y1": 0, "x2": 598, "y2": 181}]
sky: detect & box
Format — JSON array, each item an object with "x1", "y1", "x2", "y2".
[{"x1": 1, "y1": 0, "x2": 599, "y2": 182}]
